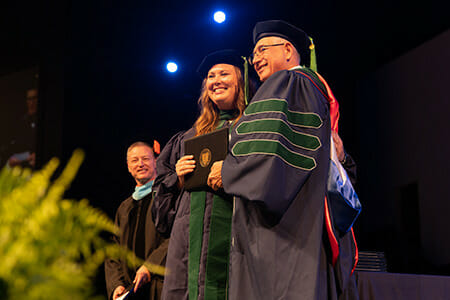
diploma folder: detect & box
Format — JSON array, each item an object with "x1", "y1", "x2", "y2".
[{"x1": 184, "y1": 127, "x2": 229, "y2": 191}]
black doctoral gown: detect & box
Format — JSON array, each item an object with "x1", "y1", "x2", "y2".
[{"x1": 105, "y1": 193, "x2": 168, "y2": 300}]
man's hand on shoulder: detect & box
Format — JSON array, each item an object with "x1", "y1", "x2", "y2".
[{"x1": 332, "y1": 131, "x2": 346, "y2": 163}]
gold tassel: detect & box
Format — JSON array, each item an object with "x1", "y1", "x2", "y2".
[
  {"x1": 309, "y1": 37, "x2": 317, "y2": 72},
  {"x1": 242, "y1": 56, "x2": 249, "y2": 106}
]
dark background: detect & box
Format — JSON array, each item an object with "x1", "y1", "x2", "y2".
[{"x1": 1, "y1": 0, "x2": 449, "y2": 292}]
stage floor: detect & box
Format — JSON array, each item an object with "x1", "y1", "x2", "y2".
[{"x1": 356, "y1": 271, "x2": 450, "y2": 300}]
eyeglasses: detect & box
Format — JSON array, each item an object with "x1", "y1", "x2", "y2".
[{"x1": 249, "y1": 43, "x2": 285, "y2": 65}]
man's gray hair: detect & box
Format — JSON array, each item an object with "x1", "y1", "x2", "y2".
[
  {"x1": 272, "y1": 37, "x2": 301, "y2": 64},
  {"x1": 126, "y1": 141, "x2": 154, "y2": 159}
]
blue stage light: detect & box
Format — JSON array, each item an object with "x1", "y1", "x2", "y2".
[
  {"x1": 213, "y1": 11, "x2": 226, "y2": 23},
  {"x1": 166, "y1": 62, "x2": 178, "y2": 73}
]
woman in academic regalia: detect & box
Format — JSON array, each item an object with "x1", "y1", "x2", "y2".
[{"x1": 152, "y1": 49, "x2": 252, "y2": 300}]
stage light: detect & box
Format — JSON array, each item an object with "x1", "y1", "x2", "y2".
[
  {"x1": 166, "y1": 62, "x2": 178, "y2": 73},
  {"x1": 213, "y1": 11, "x2": 226, "y2": 24}
]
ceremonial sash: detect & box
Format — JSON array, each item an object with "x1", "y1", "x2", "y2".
[
  {"x1": 204, "y1": 194, "x2": 232, "y2": 299},
  {"x1": 188, "y1": 192, "x2": 232, "y2": 300},
  {"x1": 188, "y1": 191, "x2": 206, "y2": 300},
  {"x1": 189, "y1": 117, "x2": 234, "y2": 300}
]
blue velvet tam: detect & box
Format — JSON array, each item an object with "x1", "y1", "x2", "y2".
[
  {"x1": 197, "y1": 49, "x2": 244, "y2": 79},
  {"x1": 253, "y1": 20, "x2": 312, "y2": 67}
]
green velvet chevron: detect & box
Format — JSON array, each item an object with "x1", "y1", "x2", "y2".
[
  {"x1": 236, "y1": 119, "x2": 321, "y2": 150},
  {"x1": 244, "y1": 99, "x2": 322, "y2": 128},
  {"x1": 234, "y1": 98, "x2": 323, "y2": 170},
  {"x1": 232, "y1": 140, "x2": 317, "y2": 170}
]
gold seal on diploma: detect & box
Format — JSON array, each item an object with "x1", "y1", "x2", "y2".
[
  {"x1": 199, "y1": 148, "x2": 212, "y2": 167},
  {"x1": 184, "y1": 127, "x2": 228, "y2": 190}
]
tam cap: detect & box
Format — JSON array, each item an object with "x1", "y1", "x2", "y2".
[
  {"x1": 253, "y1": 20, "x2": 312, "y2": 68},
  {"x1": 197, "y1": 49, "x2": 245, "y2": 78}
]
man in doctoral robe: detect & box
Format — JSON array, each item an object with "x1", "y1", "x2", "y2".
[
  {"x1": 207, "y1": 20, "x2": 358, "y2": 299},
  {"x1": 105, "y1": 142, "x2": 168, "y2": 300}
]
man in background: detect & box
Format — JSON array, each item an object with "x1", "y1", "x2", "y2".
[{"x1": 105, "y1": 141, "x2": 168, "y2": 300}]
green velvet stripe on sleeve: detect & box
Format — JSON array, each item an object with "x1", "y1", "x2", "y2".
[
  {"x1": 236, "y1": 119, "x2": 321, "y2": 150},
  {"x1": 232, "y1": 139, "x2": 317, "y2": 170},
  {"x1": 244, "y1": 99, "x2": 323, "y2": 128}
]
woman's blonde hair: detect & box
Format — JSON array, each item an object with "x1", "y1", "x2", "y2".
[{"x1": 194, "y1": 66, "x2": 247, "y2": 136}]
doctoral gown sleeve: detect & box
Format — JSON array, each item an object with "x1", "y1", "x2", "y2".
[
  {"x1": 147, "y1": 238, "x2": 169, "y2": 266},
  {"x1": 152, "y1": 131, "x2": 186, "y2": 237},
  {"x1": 222, "y1": 70, "x2": 330, "y2": 216},
  {"x1": 105, "y1": 203, "x2": 127, "y2": 299}
]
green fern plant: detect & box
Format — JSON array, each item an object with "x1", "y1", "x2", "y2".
[{"x1": 0, "y1": 150, "x2": 165, "y2": 300}]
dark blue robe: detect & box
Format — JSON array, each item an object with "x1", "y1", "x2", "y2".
[
  {"x1": 222, "y1": 68, "x2": 339, "y2": 299},
  {"x1": 152, "y1": 124, "x2": 234, "y2": 300},
  {"x1": 152, "y1": 129, "x2": 193, "y2": 300}
]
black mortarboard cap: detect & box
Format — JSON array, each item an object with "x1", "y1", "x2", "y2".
[
  {"x1": 197, "y1": 49, "x2": 244, "y2": 78},
  {"x1": 253, "y1": 20, "x2": 311, "y2": 67}
]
